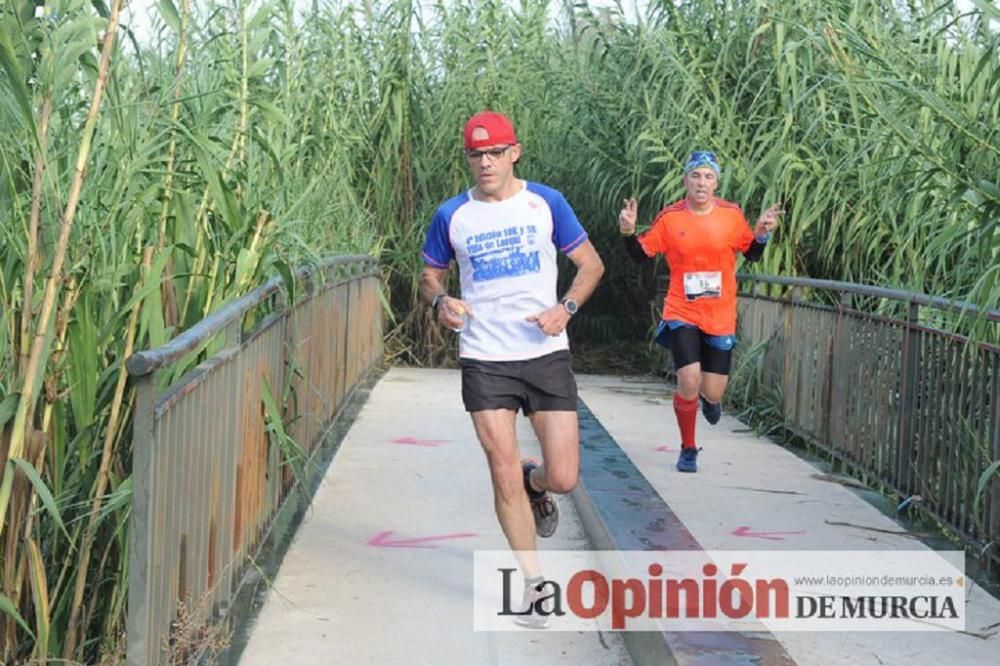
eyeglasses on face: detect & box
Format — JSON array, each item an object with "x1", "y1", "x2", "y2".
[{"x1": 465, "y1": 145, "x2": 512, "y2": 160}]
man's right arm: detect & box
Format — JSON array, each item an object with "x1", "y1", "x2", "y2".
[
  {"x1": 420, "y1": 265, "x2": 449, "y2": 305},
  {"x1": 420, "y1": 264, "x2": 470, "y2": 329}
]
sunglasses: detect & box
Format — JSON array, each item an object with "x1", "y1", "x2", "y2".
[
  {"x1": 689, "y1": 151, "x2": 718, "y2": 162},
  {"x1": 465, "y1": 145, "x2": 512, "y2": 160}
]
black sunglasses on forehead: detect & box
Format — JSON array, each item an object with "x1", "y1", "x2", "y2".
[{"x1": 465, "y1": 145, "x2": 512, "y2": 159}]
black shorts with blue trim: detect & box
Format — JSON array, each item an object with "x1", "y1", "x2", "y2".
[{"x1": 654, "y1": 320, "x2": 735, "y2": 375}]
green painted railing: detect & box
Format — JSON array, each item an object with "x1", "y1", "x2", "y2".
[
  {"x1": 735, "y1": 275, "x2": 999, "y2": 577},
  {"x1": 125, "y1": 255, "x2": 382, "y2": 665}
]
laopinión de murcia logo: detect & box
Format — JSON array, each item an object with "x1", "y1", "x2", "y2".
[{"x1": 492, "y1": 558, "x2": 963, "y2": 630}]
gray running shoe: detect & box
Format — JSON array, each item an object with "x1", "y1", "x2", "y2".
[
  {"x1": 512, "y1": 578, "x2": 553, "y2": 629},
  {"x1": 522, "y1": 459, "x2": 559, "y2": 538}
]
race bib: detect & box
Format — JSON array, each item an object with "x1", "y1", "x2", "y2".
[{"x1": 684, "y1": 271, "x2": 722, "y2": 301}]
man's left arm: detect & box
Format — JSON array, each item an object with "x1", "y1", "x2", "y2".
[
  {"x1": 742, "y1": 202, "x2": 784, "y2": 262},
  {"x1": 562, "y1": 240, "x2": 604, "y2": 307},
  {"x1": 527, "y1": 240, "x2": 605, "y2": 336}
]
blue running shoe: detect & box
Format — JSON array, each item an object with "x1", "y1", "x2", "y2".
[
  {"x1": 700, "y1": 394, "x2": 721, "y2": 425},
  {"x1": 676, "y1": 447, "x2": 700, "y2": 473}
]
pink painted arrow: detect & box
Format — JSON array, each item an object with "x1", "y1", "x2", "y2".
[
  {"x1": 367, "y1": 530, "x2": 477, "y2": 549},
  {"x1": 390, "y1": 436, "x2": 449, "y2": 447},
  {"x1": 732, "y1": 526, "x2": 806, "y2": 541},
  {"x1": 655, "y1": 446, "x2": 674, "y2": 453}
]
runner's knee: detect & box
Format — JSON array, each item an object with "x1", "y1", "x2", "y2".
[
  {"x1": 543, "y1": 465, "x2": 578, "y2": 494},
  {"x1": 676, "y1": 366, "x2": 701, "y2": 398},
  {"x1": 699, "y1": 371, "x2": 729, "y2": 402}
]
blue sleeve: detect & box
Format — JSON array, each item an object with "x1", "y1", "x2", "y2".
[
  {"x1": 422, "y1": 206, "x2": 454, "y2": 268},
  {"x1": 528, "y1": 183, "x2": 588, "y2": 254}
]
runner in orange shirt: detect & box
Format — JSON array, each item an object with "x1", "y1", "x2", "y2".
[{"x1": 619, "y1": 150, "x2": 783, "y2": 472}]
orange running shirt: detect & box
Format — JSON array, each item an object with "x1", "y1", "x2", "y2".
[{"x1": 638, "y1": 198, "x2": 755, "y2": 335}]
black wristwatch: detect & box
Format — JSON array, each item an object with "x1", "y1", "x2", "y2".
[
  {"x1": 431, "y1": 292, "x2": 447, "y2": 311},
  {"x1": 561, "y1": 297, "x2": 578, "y2": 316}
]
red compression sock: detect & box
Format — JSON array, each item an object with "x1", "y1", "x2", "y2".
[{"x1": 673, "y1": 394, "x2": 698, "y2": 449}]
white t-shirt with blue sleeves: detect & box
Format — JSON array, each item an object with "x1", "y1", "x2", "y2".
[{"x1": 422, "y1": 181, "x2": 588, "y2": 361}]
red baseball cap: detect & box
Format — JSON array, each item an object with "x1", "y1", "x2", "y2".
[{"x1": 463, "y1": 111, "x2": 517, "y2": 150}]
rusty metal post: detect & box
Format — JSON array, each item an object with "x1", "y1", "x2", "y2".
[
  {"x1": 896, "y1": 301, "x2": 920, "y2": 494},
  {"x1": 127, "y1": 372, "x2": 158, "y2": 666},
  {"x1": 991, "y1": 356, "x2": 1000, "y2": 576},
  {"x1": 782, "y1": 286, "x2": 800, "y2": 426}
]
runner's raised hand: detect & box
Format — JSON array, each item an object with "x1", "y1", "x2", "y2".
[
  {"x1": 619, "y1": 197, "x2": 638, "y2": 236},
  {"x1": 754, "y1": 202, "x2": 784, "y2": 238}
]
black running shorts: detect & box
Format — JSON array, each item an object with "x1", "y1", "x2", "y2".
[
  {"x1": 655, "y1": 323, "x2": 734, "y2": 375},
  {"x1": 460, "y1": 350, "x2": 578, "y2": 414}
]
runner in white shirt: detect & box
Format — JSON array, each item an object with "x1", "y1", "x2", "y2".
[{"x1": 420, "y1": 110, "x2": 604, "y2": 627}]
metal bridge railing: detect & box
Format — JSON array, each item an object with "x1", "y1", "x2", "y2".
[
  {"x1": 735, "y1": 274, "x2": 999, "y2": 576},
  {"x1": 125, "y1": 255, "x2": 382, "y2": 665}
]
